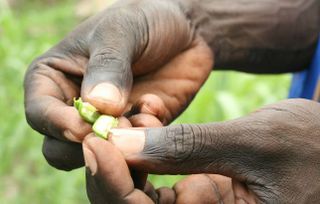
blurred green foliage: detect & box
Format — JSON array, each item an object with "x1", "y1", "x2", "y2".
[{"x1": 0, "y1": 0, "x2": 291, "y2": 203}]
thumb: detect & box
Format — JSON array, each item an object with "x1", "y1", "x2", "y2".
[
  {"x1": 81, "y1": 44, "x2": 133, "y2": 116},
  {"x1": 81, "y1": 56, "x2": 132, "y2": 116},
  {"x1": 110, "y1": 125, "x2": 221, "y2": 174},
  {"x1": 83, "y1": 136, "x2": 153, "y2": 203},
  {"x1": 109, "y1": 117, "x2": 287, "y2": 182},
  {"x1": 81, "y1": 9, "x2": 148, "y2": 116}
]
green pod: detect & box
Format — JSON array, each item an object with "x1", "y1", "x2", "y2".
[
  {"x1": 92, "y1": 115, "x2": 118, "y2": 139},
  {"x1": 73, "y1": 98, "x2": 100, "y2": 124}
]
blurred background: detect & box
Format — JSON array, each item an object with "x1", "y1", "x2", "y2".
[{"x1": 0, "y1": 0, "x2": 291, "y2": 203}]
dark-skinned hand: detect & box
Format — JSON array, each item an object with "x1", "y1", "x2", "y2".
[
  {"x1": 24, "y1": 0, "x2": 213, "y2": 171},
  {"x1": 84, "y1": 135, "x2": 237, "y2": 204},
  {"x1": 84, "y1": 99, "x2": 320, "y2": 203}
]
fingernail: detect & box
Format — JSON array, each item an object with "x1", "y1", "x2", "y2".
[
  {"x1": 83, "y1": 144, "x2": 98, "y2": 175},
  {"x1": 64, "y1": 130, "x2": 81, "y2": 142},
  {"x1": 109, "y1": 128, "x2": 145, "y2": 156},
  {"x1": 89, "y1": 83, "x2": 122, "y2": 103}
]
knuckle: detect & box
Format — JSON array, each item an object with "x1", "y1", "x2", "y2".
[
  {"x1": 261, "y1": 99, "x2": 320, "y2": 129},
  {"x1": 169, "y1": 124, "x2": 197, "y2": 162},
  {"x1": 147, "y1": 124, "x2": 204, "y2": 163},
  {"x1": 143, "y1": 125, "x2": 187, "y2": 162},
  {"x1": 89, "y1": 51, "x2": 125, "y2": 72},
  {"x1": 87, "y1": 48, "x2": 131, "y2": 77}
]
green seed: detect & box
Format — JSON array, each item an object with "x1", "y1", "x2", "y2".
[
  {"x1": 92, "y1": 115, "x2": 118, "y2": 139},
  {"x1": 73, "y1": 98, "x2": 100, "y2": 124}
]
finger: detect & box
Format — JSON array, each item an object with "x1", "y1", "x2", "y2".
[
  {"x1": 110, "y1": 124, "x2": 242, "y2": 175},
  {"x1": 128, "y1": 113, "x2": 160, "y2": 196},
  {"x1": 118, "y1": 116, "x2": 149, "y2": 191},
  {"x1": 126, "y1": 112, "x2": 162, "y2": 192},
  {"x1": 24, "y1": 58, "x2": 92, "y2": 142},
  {"x1": 83, "y1": 136, "x2": 153, "y2": 204},
  {"x1": 231, "y1": 179, "x2": 257, "y2": 204},
  {"x1": 108, "y1": 114, "x2": 291, "y2": 183},
  {"x1": 143, "y1": 181, "x2": 158, "y2": 202},
  {"x1": 117, "y1": 116, "x2": 132, "y2": 128},
  {"x1": 129, "y1": 37, "x2": 213, "y2": 123},
  {"x1": 144, "y1": 182, "x2": 176, "y2": 204},
  {"x1": 128, "y1": 94, "x2": 167, "y2": 124},
  {"x1": 156, "y1": 187, "x2": 176, "y2": 204},
  {"x1": 131, "y1": 169, "x2": 148, "y2": 190},
  {"x1": 80, "y1": 9, "x2": 149, "y2": 116},
  {"x1": 42, "y1": 136, "x2": 84, "y2": 171},
  {"x1": 129, "y1": 113, "x2": 163, "y2": 128},
  {"x1": 205, "y1": 174, "x2": 235, "y2": 203},
  {"x1": 174, "y1": 174, "x2": 230, "y2": 204}
]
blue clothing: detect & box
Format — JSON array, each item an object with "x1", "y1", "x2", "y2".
[{"x1": 289, "y1": 38, "x2": 320, "y2": 100}]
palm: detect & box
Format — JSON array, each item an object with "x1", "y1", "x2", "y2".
[{"x1": 128, "y1": 38, "x2": 213, "y2": 125}]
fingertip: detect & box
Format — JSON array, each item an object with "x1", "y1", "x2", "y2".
[
  {"x1": 64, "y1": 130, "x2": 82, "y2": 143},
  {"x1": 44, "y1": 104, "x2": 92, "y2": 142},
  {"x1": 129, "y1": 113, "x2": 163, "y2": 127},
  {"x1": 62, "y1": 110, "x2": 91, "y2": 142},
  {"x1": 83, "y1": 134, "x2": 106, "y2": 152},
  {"x1": 109, "y1": 128, "x2": 146, "y2": 157},
  {"x1": 156, "y1": 187, "x2": 176, "y2": 204},
  {"x1": 131, "y1": 94, "x2": 167, "y2": 124},
  {"x1": 82, "y1": 83, "x2": 128, "y2": 116},
  {"x1": 118, "y1": 116, "x2": 133, "y2": 128}
]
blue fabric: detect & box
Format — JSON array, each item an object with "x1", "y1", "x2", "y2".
[{"x1": 289, "y1": 37, "x2": 320, "y2": 99}]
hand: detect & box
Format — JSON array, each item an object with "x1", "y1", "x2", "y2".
[
  {"x1": 83, "y1": 136, "x2": 239, "y2": 204},
  {"x1": 110, "y1": 99, "x2": 320, "y2": 203},
  {"x1": 24, "y1": 0, "x2": 213, "y2": 170}
]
